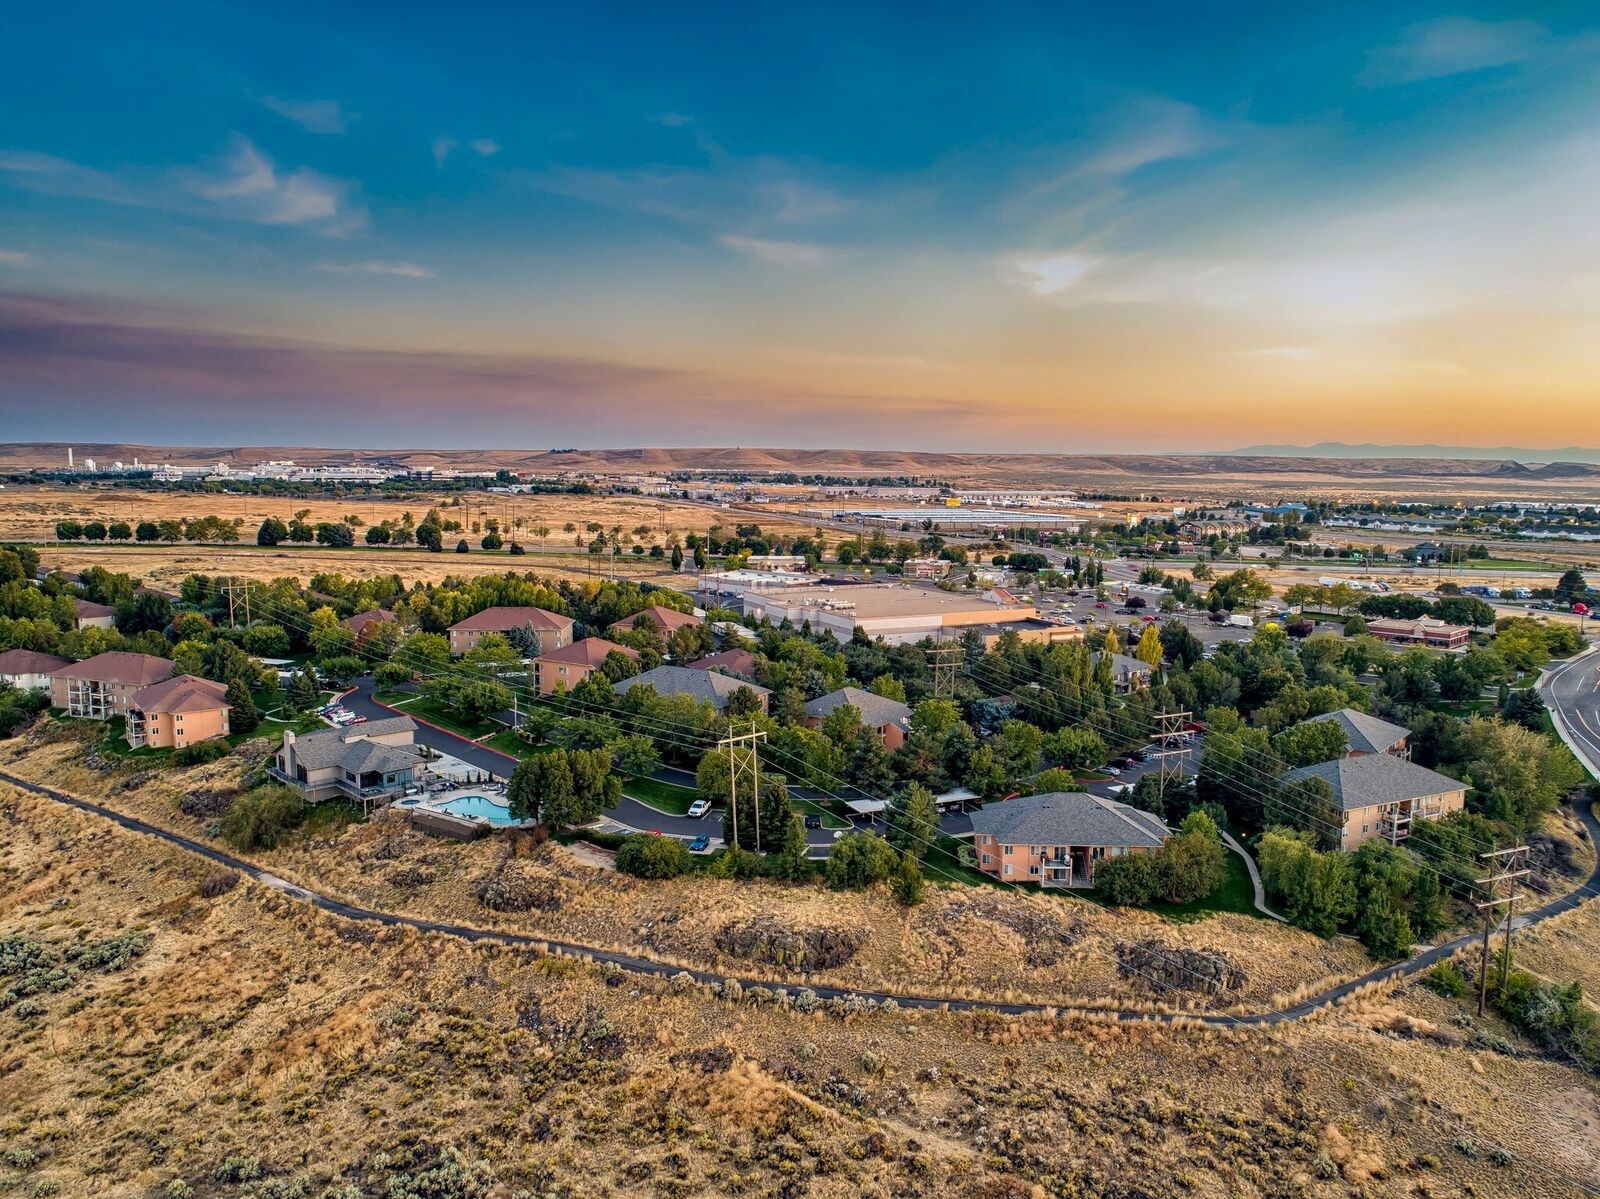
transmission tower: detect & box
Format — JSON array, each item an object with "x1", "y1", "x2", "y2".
[
  {"x1": 223, "y1": 577, "x2": 250, "y2": 628},
  {"x1": 718, "y1": 723, "x2": 766, "y2": 852},
  {"x1": 1149, "y1": 708, "x2": 1191, "y2": 805},
  {"x1": 928, "y1": 644, "x2": 963, "y2": 699}
]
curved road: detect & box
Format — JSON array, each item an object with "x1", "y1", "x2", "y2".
[
  {"x1": 1543, "y1": 646, "x2": 1600, "y2": 782},
  {"x1": 5, "y1": 768, "x2": 1598, "y2": 1028}
]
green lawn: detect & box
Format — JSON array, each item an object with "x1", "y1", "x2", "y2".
[
  {"x1": 481, "y1": 730, "x2": 554, "y2": 759},
  {"x1": 373, "y1": 689, "x2": 419, "y2": 706},
  {"x1": 379, "y1": 695, "x2": 495, "y2": 739},
  {"x1": 1456, "y1": 558, "x2": 1564, "y2": 572},
  {"x1": 1127, "y1": 851, "x2": 1260, "y2": 921},
  {"x1": 922, "y1": 834, "x2": 1006, "y2": 889},
  {"x1": 621, "y1": 775, "x2": 700, "y2": 814},
  {"x1": 791, "y1": 796, "x2": 851, "y2": 829}
]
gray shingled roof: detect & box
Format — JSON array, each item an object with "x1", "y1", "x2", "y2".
[
  {"x1": 1091, "y1": 651, "x2": 1155, "y2": 679},
  {"x1": 613, "y1": 664, "x2": 770, "y2": 710},
  {"x1": 287, "y1": 717, "x2": 420, "y2": 772},
  {"x1": 1302, "y1": 708, "x2": 1409, "y2": 756},
  {"x1": 803, "y1": 686, "x2": 911, "y2": 730},
  {"x1": 1282, "y1": 754, "x2": 1465, "y2": 812},
  {"x1": 968, "y1": 792, "x2": 1170, "y2": 848}
]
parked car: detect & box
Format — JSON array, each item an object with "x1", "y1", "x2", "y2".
[
  {"x1": 349, "y1": 715, "x2": 367, "y2": 724},
  {"x1": 1101, "y1": 765, "x2": 1122, "y2": 777},
  {"x1": 688, "y1": 835, "x2": 711, "y2": 853},
  {"x1": 803, "y1": 814, "x2": 823, "y2": 829},
  {"x1": 686, "y1": 798, "x2": 711, "y2": 819},
  {"x1": 1110, "y1": 756, "x2": 1135, "y2": 769}
]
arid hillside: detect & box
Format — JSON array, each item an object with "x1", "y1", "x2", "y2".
[{"x1": 3, "y1": 721, "x2": 1599, "y2": 1196}]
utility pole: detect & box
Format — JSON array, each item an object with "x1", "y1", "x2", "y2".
[
  {"x1": 1475, "y1": 845, "x2": 1530, "y2": 1015},
  {"x1": 222, "y1": 577, "x2": 250, "y2": 628},
  {"x1": 718, "y1": 723, "x2": 766, "y2": 852},
  {"x1": 928, "y1": 644, "x2": 962, "y2": 699}
]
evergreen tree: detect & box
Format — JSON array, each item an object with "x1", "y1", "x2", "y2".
[
  {"x1": 671, "y1": 544, "x2": 684, "y2": 571},
  {"x1": 891, "y1": 849, "x2": 924, "y2": 905},
  {"x1": 885, "y1": 782, "x2": 938, "y2": 860},
  {"x1": 768, "y1": 811, "x2": 812, "y2": 881},
  {"x1": 225, "y1": 675, "x2": 259, "y2": 734},
  {"x1": 290, "y1": 667, "x2": 319, "y2": 711}
]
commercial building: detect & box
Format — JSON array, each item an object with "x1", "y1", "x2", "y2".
[
  {"x1": 50, "y1": 652, "x2": 175, "y2": 720},
  {"x1": 697, "y1": 569, "x2": 824, "y2": 602},
  {"x1": 1365, "y1": 616, "x2": 1471, "y2": 650},
  {"x1": 270, "y1": 717, "x2": 424, "y2": 808},
  {"x1": 533, "y1": 637, "x2": 638, "y2": 694},
  {"x1": 0, "y1": 649, "x2": 72, "y2": 691},
  {"x1": 125, "y1": 674, "x2": 231, "y2": 750},
  {"x1": 803, "y1": 686, "x2": 911, "y2": 750},
  {"x1": 1281, "y1": 754, "x2": 1468, "y2": 850},
  {"x1": 614, "y1": 664, "x2": 770, "y2": 713},
  {"x1": 447, "y1": 606, "x2": 574, "y2": 657},
  {"x1": 970, "y1": 792, "x2": 1170, "y2": 887},
  {"x1": 741, "y1": 583, "x2": 1041, "y2": 646}
]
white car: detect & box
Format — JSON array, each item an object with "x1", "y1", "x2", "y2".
[{"x1": 686, "y1": 799, "x2": 712, "y2": 819}]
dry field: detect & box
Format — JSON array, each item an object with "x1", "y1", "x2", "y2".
[
  {"x1": 30, "y1": 542, "x2": 706, "y2": 592},
  {"x1": 4, "y1": 759, "x2": 1599, "y2": 1196},
  {"x1": 0, "y1": 483, "x2": 814, "y2": 545}
]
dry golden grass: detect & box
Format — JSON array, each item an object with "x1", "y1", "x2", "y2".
[
  {"x1": 2, "y1": 773, "x2": 1597, "y2": 1197},
  {"x1": 0, "y1": 482, "x2": 815, "y2": 545}
]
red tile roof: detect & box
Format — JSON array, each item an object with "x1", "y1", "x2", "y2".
[
  {"x1": 689, "y1": 648, "x2": 756, "y2": 677},
  {"x1": 130, "y1": 674, "x2": 230, "y2": 714},
  {"x1": 52, "y1": 652, "x2": 174, "y2": 686},
  {"x1": 608, "y1": 604, "x2": 699, "y2": 636},
  {"x1": 73, "y1": 598, "x2": 116, "y2": 619},
  {"x1": 0, "y1": 649, "x2": 73, "y2": 676},
  {"x1": 536, "y1": 637, "x2": 638, "y2": 667},
  {"x1": 449, "y1": 606, "x2": 574, "y2": 633},
  {"x1": 344, "y1": 608, "x2": 397, "y2": 634}
]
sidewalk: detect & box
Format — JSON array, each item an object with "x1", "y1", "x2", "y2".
[{"x1": 1222, "y1": 830, "x2": 1283, "y2": 921}]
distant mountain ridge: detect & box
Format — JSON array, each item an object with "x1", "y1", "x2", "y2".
[{"x1": 1228, "y1": 442, "x2": 1600, "y2": 465}]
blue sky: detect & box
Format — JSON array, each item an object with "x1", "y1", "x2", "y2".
[{"x1": 2, "y1": 3, "x2": 1598, "y2": 451}]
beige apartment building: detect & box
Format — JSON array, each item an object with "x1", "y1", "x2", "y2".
[
  {"x1": 125, "y1": 674, "x2": 231, "y2": 749},
  {"x1": 50, "y1": 652, "x2": 175, "y2": 720}
]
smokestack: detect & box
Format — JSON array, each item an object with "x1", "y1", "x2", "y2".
[{"x1": 67, "y1": 448, "x2": 74, "y2": 469}]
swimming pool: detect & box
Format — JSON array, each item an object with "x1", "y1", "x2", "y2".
[{"x1": 432, "y1": 794, "x2": 521, "y2": 827}]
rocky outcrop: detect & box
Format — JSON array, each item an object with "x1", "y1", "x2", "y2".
[
  {"x1": 1115, "y1": 940, "x2": 1245, "y2": 995},
  {"x1": 714, "y1": 920, "x2": 862, "y2": 970}
]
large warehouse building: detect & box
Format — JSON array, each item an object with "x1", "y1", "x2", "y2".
[{"x1": 741, "y1": 583, "x2": 1073, "y2": 645}]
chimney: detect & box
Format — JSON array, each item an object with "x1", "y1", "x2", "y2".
[{"x1": 67, "y1": 448, "x2": 74, "y2": 469}]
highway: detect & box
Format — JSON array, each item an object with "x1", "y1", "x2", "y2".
[{"x1": 1540, "y1": 646, "x2": 1600, "y2": 781}]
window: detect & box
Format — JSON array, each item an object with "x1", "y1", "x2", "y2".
[
  {"x1": 1029, "y1": 865, "x2": 1039, "y2": 876},
  {"x1": 1001, "y1": 844, "x2": 1014, "y2": 855},
  {"x1": 981, "y1": 853, "x2": 992, "y2": 865},
  {"x1": 1002, "y1": 865, "x2": 1013, "y2": 876}
]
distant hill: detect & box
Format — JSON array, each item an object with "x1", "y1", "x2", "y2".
[
  {"x1": 1229, "y1": 442, "x2": 1600, "y2": 465},
  {"x1": 6, "y1": 442, "x2": 1600, "y2": 492}
]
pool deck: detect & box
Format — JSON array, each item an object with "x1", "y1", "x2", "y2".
[{"x1": 395, "y1": 785, "x2": 535, "y2": 831}]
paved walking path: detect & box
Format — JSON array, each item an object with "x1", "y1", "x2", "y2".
[
  {"x1": 1222, "y1": 830, "x2": 1283, "y2": 921},
  {"x1": 7, "y1": 768, "x2": 1599, "y2": 1026}
]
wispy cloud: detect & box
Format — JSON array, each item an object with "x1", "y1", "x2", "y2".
[
  {"x1": 0, "y1": 136, "x2": 364, "y2": 234},
  {"x1": 1008, "y1": 252, "x2": 1100, "y2": 297},
  {"x1": 1363, "y1": 17, "x2": 1547, "y2": 85},
  {"x1": 719, "y1": 234, "x2": 840, "y2": 268},
  {"x1": 0, "y1": 249, "x2": 30, "y2": 265},
  {"x1": 652, "y1": 112, "x2": 693, "y2": 128},
  {"x1": 314, "y1": 259, "x2": 433, "y2": 278},
  {"x1": 1229, "y1": 346, "x2": 1321, "y2": 362},
  {"x1": 262, "y1": 96, "x2": 356, "y2": 134},
  {"x1": 432, "y1": 136, "x2": 457, "y2": 167},
  {"x1": 470, "y1": 138, "x2": 500, "y2": 157}
]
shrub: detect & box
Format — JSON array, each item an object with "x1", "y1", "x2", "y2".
[
  {"x1": 1095, "y1": 853, "x2": 1162, "y2": 905},
  {"x1": 219, "y1": 785, "x2": 306, "y2": 851},
  {"x1": 615, "y1": 834, "x2": 691, "y2": 879},
  {"x1": 1423, "y1": 958, "x2": 1470, "y2": 998},
  {"x1": 824, "y1": 832, "x2": 900, "y2": 890},
  {"x1": 174, "y1": 739, "x2": 230, "y2": 767},
  {"x1": 198, "y1": 870, "x2": 240, "y2": 898}
]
